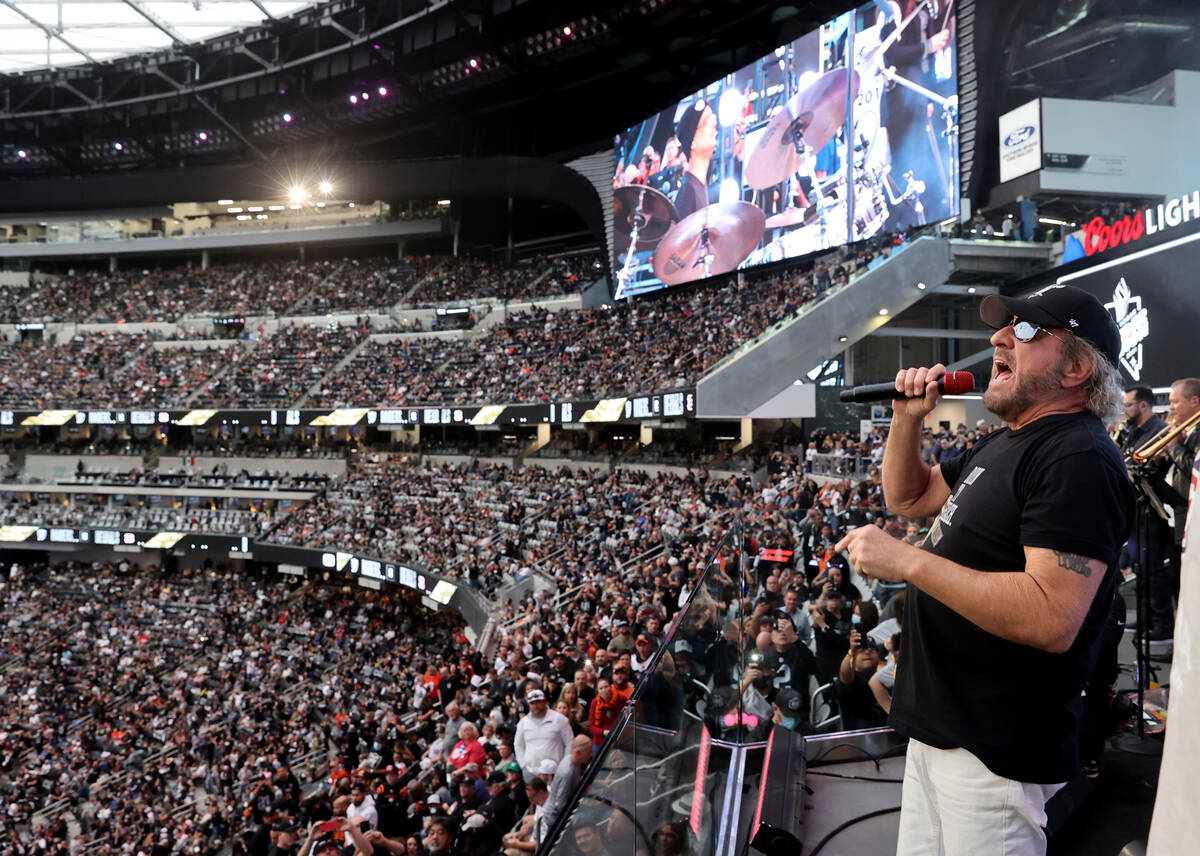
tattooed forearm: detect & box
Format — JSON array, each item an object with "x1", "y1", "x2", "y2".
[{"x1": 1053, "y1": 550, "x2": 1092, "y2": 578}]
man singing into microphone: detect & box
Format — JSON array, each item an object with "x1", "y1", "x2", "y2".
[{"x1": 836, "y1": 284, "x2": 1132, "y2": 855}]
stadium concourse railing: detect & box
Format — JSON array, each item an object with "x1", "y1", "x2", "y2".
[
  {"x1": 537, "y1": 516, "x2": 771, "y2": 856},
  {"x1": 698, "y1": 221, "x2": 947, "y2": 382},
  {"x1": 0, "y1": 520, "x2": 493, "y2": 637},
  {"x1": 808, "y1": 452, "x2": 879, "y2": 482}
]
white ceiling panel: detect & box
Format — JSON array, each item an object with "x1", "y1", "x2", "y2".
[{"x1": 0, "y1": 1, "x2": 316, "y2": 73}]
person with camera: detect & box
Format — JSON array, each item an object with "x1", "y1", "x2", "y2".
[
  {"x1": 810, "y1": 587, "x2": 853, "y2": 684},
  {"x1": 835, "y1": 627, "x2": 888, "y2": 731},
  {"x1": 762, "y1": 611, "x2": 819, "y2": 729}
]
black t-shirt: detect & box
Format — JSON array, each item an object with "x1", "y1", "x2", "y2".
[
  {"x1": 837, "y1": 671, "x2": 888, "y2": 731},
  {"x1": 890, "y1": 412, "x2": 1133, "y2": 783},
  {"x1": 673, "y1": 171, "x2": 710, "y2": 221},
  {"x1": 765, "y1": 643, "x2": 818, "y2": 701}
]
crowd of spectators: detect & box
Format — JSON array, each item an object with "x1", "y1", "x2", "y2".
[
  {"x1": 406, "y1": 253, "x2": 594, "y2": 307},
  {"x1": 28, "y1": 462, "x2": 331, "y2": 493},
  {"x1": 312, "y1": 238, "x2": 892, "y2": 408},
  {"x1": 7, "y1": 256, "x2": 415, "y2": 324},
  {"x1": 0, "y1": 332, "x2": 154, "y2": 409},
  {"x1": 263, "y1": 458, "x2": 678, "y2": 596},
  {"x1": 0, "y1": 270, "x2": 138, "y2": 323},
  {"x1": 108, "y1": 344, "x2": 241, "y2": 408},
  {"x1": 202, "y1": 323, "x2": 368, "y2": 407},
  {"x1": 0, "y1": 562, "x2": 479, "y2": 856},
  {"x1": 0, "y1": 233, "x2": 905, "y2": 412},
  {"x1": 0, "y1": 410, "x2": 1020, "y2": 856},
  {"x1": 298, "y1": 258, "x2": 425, "y2": 315}
]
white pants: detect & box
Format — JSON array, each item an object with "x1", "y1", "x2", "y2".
[{"x1": 896, "y1": 739, "x2": 1066, "y2": 856}]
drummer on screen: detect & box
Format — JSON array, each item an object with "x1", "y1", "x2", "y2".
[{"x1": 672, "y1": 99, "x2": 719, "y2": 220}]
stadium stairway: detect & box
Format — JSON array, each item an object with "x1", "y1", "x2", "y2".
[
  {"x1": 695, "y1": 235, "x2": 1059, "y2": 418},
  {"x1": 394, "y1": 264, "x2": 445, "y2": 308},
  {"x1": 695, "y1": 236, "x2": 954, "y2": 418},
  {"x1": 183, "y1": 340, "x2": 252, "y2": 406},
  {"x1": 293, "y1": 332, "x2": 375, "y2": 406}
]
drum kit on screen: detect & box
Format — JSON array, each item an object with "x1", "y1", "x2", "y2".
[
  {"x1": 614, "y1": 1, "x2": 956, "y2": 296},
  {"x1": 614, "y1": 64, "x2": 893, "y2": 292}
]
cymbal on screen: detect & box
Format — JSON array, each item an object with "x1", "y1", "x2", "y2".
[
  {"x1": 744, "y1": 66, "x2": 861, "y2": 190},
  {"x1": 652, "y1": 201, "x2": 767, "y2": 286},
  {"x1": 764, "y1": 207, "x2": 815, "y2": 229},
  {"x1": 613, "y1": 185, "x2": 679, "y2": 252}
]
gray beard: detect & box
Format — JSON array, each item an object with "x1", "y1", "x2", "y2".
[{"x1": 983, "y1": 360, "x2": 1065, "y2": 423}]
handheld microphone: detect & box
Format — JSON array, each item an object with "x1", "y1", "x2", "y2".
[{"x1": 839, "y1": 371, "x2": 974, "y2": 403}]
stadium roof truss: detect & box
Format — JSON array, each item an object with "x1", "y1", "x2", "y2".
[
  {"x1": 0, "y1": 0, "x2": 856, "y2": 177},
  {"x1": 0, "y1": 1, "x2": 315, "y2": 74}
]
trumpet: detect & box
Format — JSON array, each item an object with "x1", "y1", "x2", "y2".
[{"x1": 1131, "y1": 409, "x2": 1200, "y2": 462}]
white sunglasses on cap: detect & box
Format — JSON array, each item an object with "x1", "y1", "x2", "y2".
[{"x1": 1010, "y1": 318, "x2": 1065, "y2": 346}]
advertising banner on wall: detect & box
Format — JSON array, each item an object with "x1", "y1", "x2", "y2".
[
  {"x1": 1056, "y1": 230, "x2": 1200, "y2": 385},
  {"x1": 998, "y1": 99, "x2": 1041, "y2": 184}
]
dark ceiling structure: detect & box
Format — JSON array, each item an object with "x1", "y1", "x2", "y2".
[
  {"x1": 2, "y1": 0, "x2": 1198, "y2": 210},
  {"x1": 0, "y1": 0, "x2": 863, "y2": 179}
]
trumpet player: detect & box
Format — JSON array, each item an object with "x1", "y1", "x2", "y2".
[
  {"x1": 1164, "y1": 379, "x2": 1200, "y2": 510},
  {"x1": 1121, "y1": 384, "x2": 1175, "y2": 643},
  {"x1": 1119, "y1": 385, "x2": 1164, "y2": 458}
]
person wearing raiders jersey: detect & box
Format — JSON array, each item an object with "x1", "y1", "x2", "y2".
[
  {"x1": 835, "y1": 285, "x2": 1132, "y2": 856},
  {"x1": 763, "y1": 611, "x2": 818, "y2": 722}
]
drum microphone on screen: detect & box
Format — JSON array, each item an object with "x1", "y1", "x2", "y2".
[{"x1": 838, "y1": 371, "x2": 975, "y2": 403}]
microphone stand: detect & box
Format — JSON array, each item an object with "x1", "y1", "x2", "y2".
[{"x1": 1111, "y1": 469, "x2": 1179, "y2": 755}]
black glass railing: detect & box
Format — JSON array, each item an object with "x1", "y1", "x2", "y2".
[{"x1": 540, "y1": 517, "x2": 781, "y2": 855}]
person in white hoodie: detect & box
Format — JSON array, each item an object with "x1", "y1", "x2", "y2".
[{"x1": 513, "y1": 689, "x2": 574, "y2": 779}]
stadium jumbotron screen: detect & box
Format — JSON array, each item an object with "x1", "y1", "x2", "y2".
[{"x1": 612, "y1": 0, "x2": 958, "y2": 299}]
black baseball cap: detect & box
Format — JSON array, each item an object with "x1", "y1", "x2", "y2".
[
  {"x1": 775, "y1": 687, "x2": 805, "y2": 715},
  {"x1": 675, "y1": 99, "x2": 709, "y2": 159},
  {"x1": 980, "y1": 284, "x2": 1121, "y2": 369}
]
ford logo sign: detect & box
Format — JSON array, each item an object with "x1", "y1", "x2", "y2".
[{"x1": 1004, "y1": 125, "x2": 1036, "y2": 148}]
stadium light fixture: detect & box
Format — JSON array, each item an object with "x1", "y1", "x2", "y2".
[
  {"x1": 227, "y1": 207, "x2": 244, "y2": 213},
  {"x1": 16, "y1": 149, "x2": 27, "y2": 159},
  {"x1": 349, "y1": 95, "x2": 358, "y2": 104},
  {"x1": 468, "y1": 58, "x2": 478, "y2": 68},
  {"x1": 218, "y1": 199, "x2": 234, "y2": 205},
  {"x1": 916, "y1": 282, "x2": 926, "y2": 290},
  {"x1": 113, "y1": 142, "x2": 124, "y2": 151},
  {"x1": 319, "y1": 181, "x2": 332, "y2": 195},
  {"x1": 718, "y1": 89, "x2": 744, "y2": 127},
  {"x1": 361, "y1": 91, "x2": 370, "y2": 101},
  {"x1": 378, "y1": 86, "x2": 388, "y2": 97},
  {"x1": 563, "y1": 25, "x2": 572, "y2": 36},
  {"x1": 282, "y1": 113, "x2": 293, "y2": 123},
  {"x1": 288, "y1": 187, "x2": 306, "y2": 203},
  {"x1": 878, "y1": 308, "x2": 889, "y2": 316},
  {"x1": 316, "y1": 202, "x2": 326, "y2": 208},
  {"x1": 197, "y1": 132, "x2": 208, "y2": 141},
  {"x1": 718, "y1": 178, "x2": 740, "y2": 205},
  {"x1": 247, "y1": 206, "x2": 264, "y2": 212}
]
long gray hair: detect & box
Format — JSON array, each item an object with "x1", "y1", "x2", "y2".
[{"x1": 1061, "y1": 331, "x2": 1124, "y2": 423}]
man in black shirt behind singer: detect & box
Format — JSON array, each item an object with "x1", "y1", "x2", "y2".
[{"x1": 836, "y1": 284, "x2": 1132, "y2": 856}]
